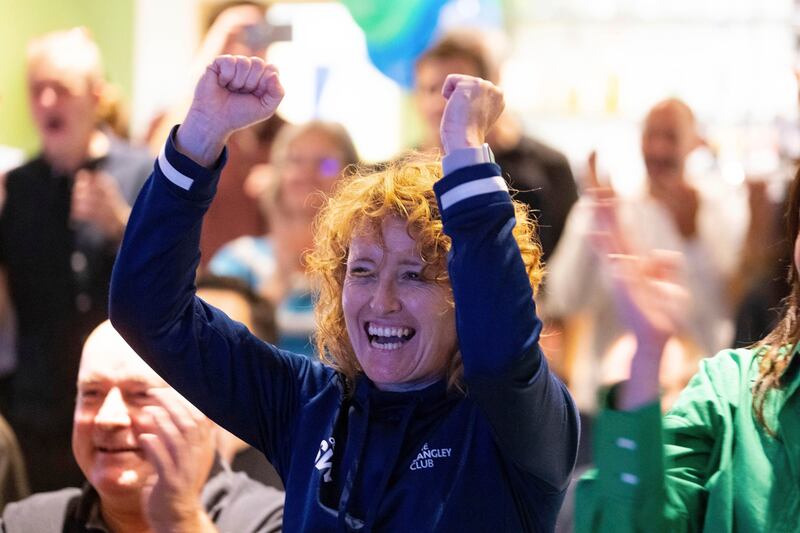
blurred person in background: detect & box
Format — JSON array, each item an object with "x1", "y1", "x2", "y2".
[
  {"x1": 145, "y1": 1, "x2": 287, "y2": 266},
  {"x1": 195, "y1": 274, "x2": 284, "y2": 490},
  {"x1": 0, "y1": 321, "x2": 283, "y2": 533},
  {"x1": 575, "y1": 163, "x2": 800, "y2": 532},
  {"x1": 209, "y1": 121, "x2": 359, "y2": 357},
  {"x1": 414, "y1": 31, "x2": 579, "y2": 264},
  {"x1": 545, "y1": 99, "x2": 747, "y2": 413},
  {"x1": 0, "y1": 27, "x2": 150, "y2": 492}
]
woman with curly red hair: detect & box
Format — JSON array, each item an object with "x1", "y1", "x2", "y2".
[{"x1": 110, "y1": 55, "x2": 578, "y2": 531}]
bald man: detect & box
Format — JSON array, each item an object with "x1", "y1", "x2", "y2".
[
  {"x1": 641, "y1": 99, "x2": 703, "y2": 239},
  {"x1": 545, "y1": 99, "x2": 745, "y2": 412},
  {"x1": 0, "y1": 321, "x2": 283, "y2": 532}
]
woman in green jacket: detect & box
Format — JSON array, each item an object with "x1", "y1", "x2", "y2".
[{"x1": 576, "y1": 170, "x2": 800, "y2": 532}]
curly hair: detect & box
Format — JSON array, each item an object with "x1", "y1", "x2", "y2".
[{"x1": 305, "y1": 153, "x2": 543, "y2": 391}]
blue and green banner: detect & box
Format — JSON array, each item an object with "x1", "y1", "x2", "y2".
[{"x1": 340, "y1": 0, "x2": 450, "y2": 88}]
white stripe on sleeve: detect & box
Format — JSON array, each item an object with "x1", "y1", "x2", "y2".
[
  {"x1": 439, "y1": 176, "x2": 508, "y2": 210},
  {"x1": 158, "y1": 147, "x2": 194, "y2": 191}
]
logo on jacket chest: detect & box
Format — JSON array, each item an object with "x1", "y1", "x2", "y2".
[
  {"x1": 314, "y1": 437, "x2": 336, "y2": 482},
  {"x1": 409, "y1": 442, "x2": 453, "y2": 471}
]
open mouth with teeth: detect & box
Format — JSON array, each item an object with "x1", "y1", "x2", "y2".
[{"x1": 365, "y1": 322, "x2": 416, "y2": 350}]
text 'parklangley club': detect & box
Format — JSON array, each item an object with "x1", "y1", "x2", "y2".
[{"x1": 409, "y1": 443, "x2": 453, "y2": 471}]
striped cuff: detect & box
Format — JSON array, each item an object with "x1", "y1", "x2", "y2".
[
  {"x1": 157, "y1": 147, "x2": 194, "y2": 190},
  {"x1": 155, "y1": 125, "x2": 227, "y2": 197},
  {"x1": 434, "y1": 162, "x2": 507, "y2": 213},
  {"x1": 439, "y1": 176, "x2": 508, "y2": 210}
]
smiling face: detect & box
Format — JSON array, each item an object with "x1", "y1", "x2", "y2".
[
  {"x1": 72, "y1": 322, "x2": 175, "y2": 501},
  {"x1": 342, "y1": 216, "x2": 457, "y2": 391}
]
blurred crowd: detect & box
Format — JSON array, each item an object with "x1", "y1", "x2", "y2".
[{"x1": 0, "y1": 1, "x2": 794, "y2": 531}]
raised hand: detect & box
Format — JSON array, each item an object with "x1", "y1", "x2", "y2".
[
  {"x1": 439, "y1": 74, "x2": 504, "y2": 154},
  {"x1": 590, "y1": 196, "x2": 691, "y2": 409},
  {"x1": 138, "y1": 388, "x2": 217, "y2": 533},
  {"x1": 591, "y1": 197, "x2": 689, "y2": 349},
  {"x1": 177, "y1": 55, "x2": 284, "y2": 167}
]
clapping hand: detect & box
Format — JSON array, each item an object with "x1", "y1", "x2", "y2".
[
  {"x1": 590, "y1": 194, "x2": 691, "y2": 409},
  {"x1": 138, "y1": 388, "x2": 217, "y2": 533},
  {"x1": 591, "y1": 196, "x2": 690, "y2": 350}
]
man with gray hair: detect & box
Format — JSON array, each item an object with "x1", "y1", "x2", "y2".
[{"x1": 0, "y1": 28, "x2": 150, "y2": 492}]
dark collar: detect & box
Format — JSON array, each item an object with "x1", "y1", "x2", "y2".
[{"x1": 351, "y1": 375, "x2": 461, "y2": 413}]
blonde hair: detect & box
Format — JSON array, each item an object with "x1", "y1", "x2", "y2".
[{"x1": 306, "y1": 154, "x2": 543, "y2": 391}]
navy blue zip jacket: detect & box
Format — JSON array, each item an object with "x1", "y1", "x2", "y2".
[{"x1": 109, "y1": 132, "x2": 579, "y2": 532}]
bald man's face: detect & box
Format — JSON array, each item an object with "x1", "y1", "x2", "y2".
[
  {"x1": 641, "y1": 106, "x2": 696, "y2": 186},
  {"x1": 71, "y1": 323, "x2": 215, "y2": 503}
]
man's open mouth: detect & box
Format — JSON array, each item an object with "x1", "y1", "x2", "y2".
[{"x1": 44, "y1": 116, "x2": 64, "y2": 133}]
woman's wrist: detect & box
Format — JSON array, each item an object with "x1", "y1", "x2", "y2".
[
  {"x1": 176, "y1": 110, "x2": 229, "y2": 168},
  {"x1": 441, "y1": 129, "x2": 484, "y2": 155}
]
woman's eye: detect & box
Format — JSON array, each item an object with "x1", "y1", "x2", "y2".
[
  {"x1": 349, "y1": 266, "x2": 372, "y2": 277},
  {"x1": 403, "y1": 271, "x2": 422, "y2": 281}
]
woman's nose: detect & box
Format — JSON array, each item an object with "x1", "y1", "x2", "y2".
[{"x1": 370, "y1": 278, "x2": 402, "y2": 314}]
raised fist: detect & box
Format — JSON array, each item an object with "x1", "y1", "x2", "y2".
[
  {"x1": 439, "y1": 74, "x2": 504, "y2": 154},
  {"x1": 177, "y1": 56, "x2": 284, "y2": 166},
  {"x1": 190, "y1": 55, "x2": 283, "y2": 137}
]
